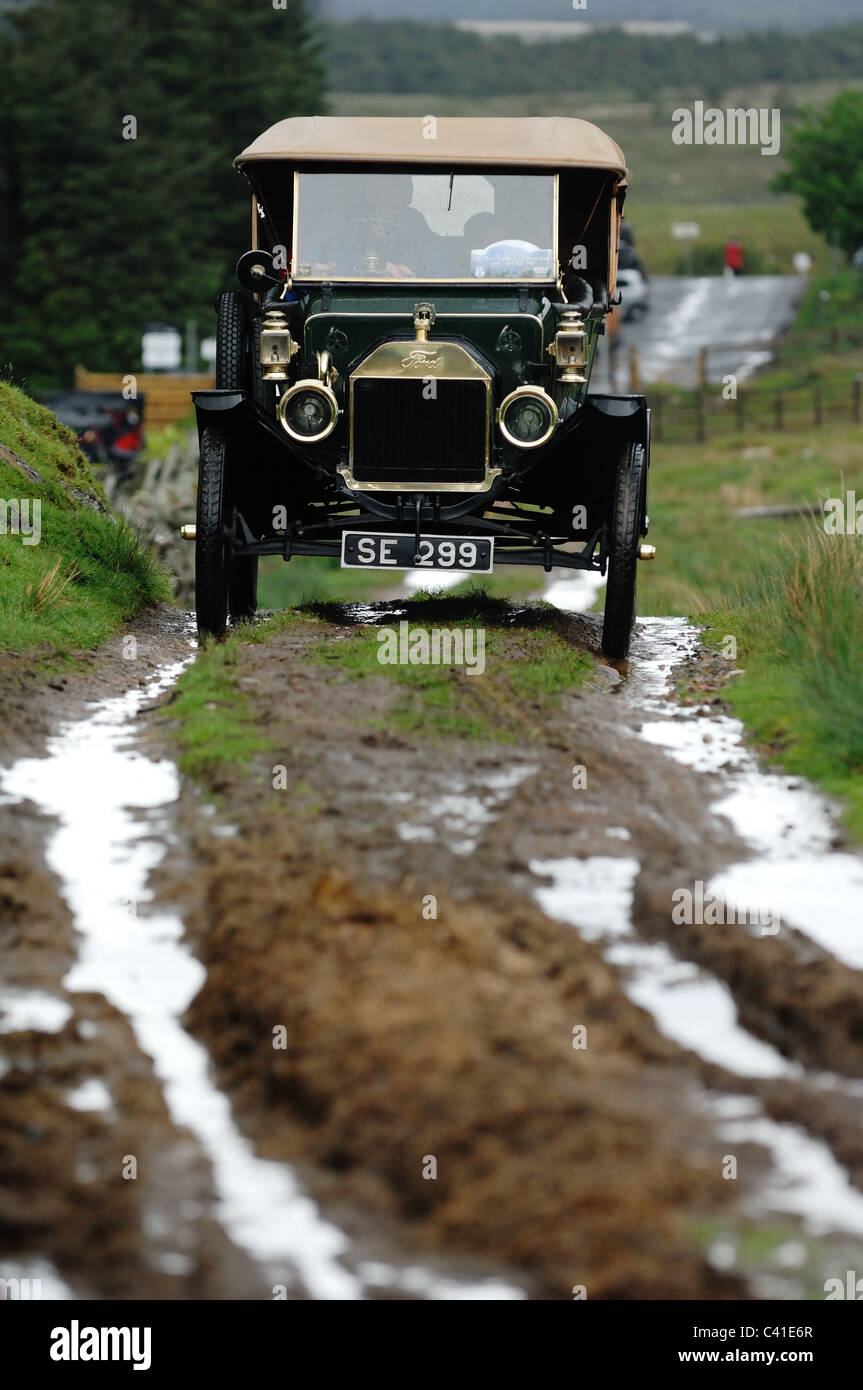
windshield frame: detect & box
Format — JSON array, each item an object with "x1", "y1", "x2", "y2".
[{"x1": 289, "y1": 167, "x2": 560, "y2": 286}]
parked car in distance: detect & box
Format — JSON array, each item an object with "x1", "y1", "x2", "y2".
[
  {"x1": 616, "y1": 266, "x2": 650, "y2": 321},
  {"x1": 617, "y1": 229, "x2": 650, "y2": 321},
  {"x1": 41, "y1": 391, "x2": 144, "y2": 481}
]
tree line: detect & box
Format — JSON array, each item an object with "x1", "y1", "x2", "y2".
[
  {"x1": 0, "y1": 0, "x2": 325, "y2": 392},
  {"x1": 323, "y1": 20, "x2": 863, "y2": 100}
]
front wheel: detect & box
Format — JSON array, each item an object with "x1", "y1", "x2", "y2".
[
  {"x1": 229, "y1": 555, "x2": 259, "y2": 622},
  {"x1": 601, "y1": 442, "x2": 646, "y2": 660},
  {"x1": 194, "y1": 428, "x2": 259, "y2": 636},
  {"x1": 195, "y1": 426, "x2": 229, "y2": 637}
]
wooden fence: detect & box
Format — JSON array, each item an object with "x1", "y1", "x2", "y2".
[
  {"x1": 606, "y1": 322, "x2": 863, "y2": 444},
  {"x1": 74, "y1": 367, "x2": 213, "y2": 431},
  {"x1": 648, "y1": 375, "x2": 863, "y2": 445}
]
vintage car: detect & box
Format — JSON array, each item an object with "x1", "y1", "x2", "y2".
[{"x1": 191, "y1": 116, "x2": 652, "y2": 656}]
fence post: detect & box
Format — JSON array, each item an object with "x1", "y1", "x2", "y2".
[
  {"x1": 696, "y1": 388, "x2": 706, "y2": 444},
  {"x1": 628, "y1": 345, "x2": 640, "y2": 393},
  {"x1": 697, "y1": 347, "x2": 708, "y2": 389}
]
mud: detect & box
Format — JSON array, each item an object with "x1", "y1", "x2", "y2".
[
  {"x1": 3, "y1": 597, "x2": 863, "y2": 1299},
  {"x1": 0, "y1": 607, "x2": 266, "y2": 1298}
]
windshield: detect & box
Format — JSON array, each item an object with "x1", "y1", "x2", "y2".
[{"x1": 293, "y1": 171, "x2": 556, "y2": 281}]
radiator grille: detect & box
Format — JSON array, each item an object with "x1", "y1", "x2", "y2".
[{"x1": 350, "y1": 377, "x2": 488, "y2": 485}]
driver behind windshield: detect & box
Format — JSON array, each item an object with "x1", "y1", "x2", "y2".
[
  {"x1": 297, "y1": 172, "x2": 552, "y2": 279},
  {"x1": 299, "y1": 173, "x2": 443, "y2": 278}
]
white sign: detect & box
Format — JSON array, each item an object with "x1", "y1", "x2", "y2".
[
  {"x1": 200, "y1": 337, "x2": 217, "y2": 366},
  {"x1": 671, "y1": 222, "x2": 700, "y2": 240},
  {"x1": 141, "y1": 327, "x2": 181, "y2": 371}
]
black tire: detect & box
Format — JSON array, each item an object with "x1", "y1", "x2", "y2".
[
  {"x1": 229, "y1": 555, "x2": 259, "y2": 622},
  {"x1": 216, "y1": 288, "x2": 268, "y2": 411},
  {"x1": 209, "y1": 294, "x2": 260, "y2": 624},
  {"x1": 216, "y1": 290, "x2": 247, "y2": 390},
  {"x1": 194, "y1": 428, "x2": 259, "y2": 634},
  {"x1": 195, "y1": 425, "x2": 230, "y2": 638},
  {"x1": 601, "y1": 442, "x2": 646, "y2": 660}
]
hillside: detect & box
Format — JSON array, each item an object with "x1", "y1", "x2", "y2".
[{"x1": 324, "y1": 0, "x2": 863, "y2": 34}]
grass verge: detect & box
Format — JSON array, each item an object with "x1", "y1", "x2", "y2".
[
  {"x1": 167, "y1": 637, "x2": 269, "y2": 783},
  {"x1": 640, "y1": 402, "x2": 862, "y2": 836},
  {"x1": 165, "y1": 612, "x2": 302, "y2": 783},
  {"x1": 166, "y1": 594, "x2": 594, "y2": 779},
  {"x1": 700, "y1": 528, "x2": 863, "y2": 839},
  {"x1": 0, "y1": 381, "x2": 170, "y2": 653},
  {"x1": 308, "y1": 592, "x2": 595, "y2": 742}
]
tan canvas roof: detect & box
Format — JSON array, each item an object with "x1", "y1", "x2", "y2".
[{"x1": 235, "y1": 116, "x2": 626, "y2": 175}]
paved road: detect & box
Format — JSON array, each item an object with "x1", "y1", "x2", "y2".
[{"x1": 591, "y1": 275, "x2": 806, "y2": 392}]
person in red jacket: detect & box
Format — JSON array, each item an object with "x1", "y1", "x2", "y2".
[{"x1": 724, "y1": 238, "x2": 744, "y2": 277}]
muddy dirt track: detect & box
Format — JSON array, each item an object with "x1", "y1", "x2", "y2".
[{"x1": 2, "y1": 596, "x2": 863, "y2": 1300}]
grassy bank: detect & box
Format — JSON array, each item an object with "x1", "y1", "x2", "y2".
[
  {"x1": 639, "y1": 267, "x2": 863, "y2": 837},
  {"x1": 701, "y1": 529, "x2": 863, "y2": 838},
  {"x1": 0, "y1": 382, "x2": 169, "y2": 653}
]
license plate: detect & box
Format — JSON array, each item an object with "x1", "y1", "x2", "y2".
[{"x1": 340, "y1": 531, "x2": 493, "y2": 574}]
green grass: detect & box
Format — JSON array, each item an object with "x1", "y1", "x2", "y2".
[
  {"x1": 166, "y1": 595, "x2": 593, "y2": 781},
  {"x1": 165, "y1": 615, "x2": 301, "y2": 782},
  {"x1": 636, "y1": 426, "x2": 861, "y2": 616},
  {"x1": 700, "y1": 529, "x2": 863, "y2": 838},
  {"x1": 689, "y1": 1216, "x2": 846, "y2": 1300},
  {"x1": 309, "y1": 593, "x2": 594, "y2": 741},
  {"x1": 447, "y1": 566, "x2": 546, "y2": 600},
  {"x1": 0, "y1": 381, "x2": 170, "y2": 653},
  {"x1": 257, "y1": 554, "x2": 399, "y2": 609},
  {"x1": 640, "y1": 415, "x2": 863, "y2": 836},
  {"x1": 632, "y1": 200, "x2": 827, "y2": 276},
  {"x1": 639, "y1": 268, "x2": 863, "y2": 835},
  {"x1": 139, "y1": 410, "x2": 197, "y2": 462}
]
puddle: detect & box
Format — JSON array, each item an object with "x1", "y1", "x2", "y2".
[
  {"x1": 542, "y1": 570, "x2": 605, "y2": 614},
  {"x1": 0, "y1": 989, "x2": 73, "y2": 1034},
  {"x1": 705, "y1": 1095, "x2": 863, "y2": 1238},
  {"x1": 532, "y1": 856, "x2": 797, "y2": 1079},
  {"x1": 0, "y1": 1257, "x2": 76, "y2": 1300},
  {"x1": 529, "y1": 616, "x2": 863, "y2": 1255},
  {"x1": 625, "y1": 618, "x2": 863, "y2": 971},
  {"x1": 0, "y1": 660, "x2": 523, "y2": 1301},
  {"x1": 531, "y1": 851, "x2": 863, "y2": 1245},
  {"x1": 532, "y1": 855, "x2": 639, "y2": 940},
  {"x1": 398, "y1": 766, "x2": 537, "y2": 855},
  {"x1": 402, "y1": 571, "x2": 470, "y2": 595},
  {"x1": 65, "y1": 1078, "x2": 112, "y2": 1113}
]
